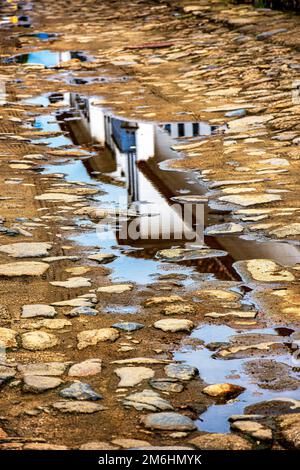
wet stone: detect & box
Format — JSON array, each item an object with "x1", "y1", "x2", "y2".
[
  {"x1": 245, "y1": 399, "x2": 300, "y2": 416},
  {"x1": 231, "y1": 420, "x2": 272, "y2": 442},
  {"x1": 233, "y1": 259, "x2": 295, "y2": 284},
  {"x1": 21, "y1": 304, "x2": 56, "y2": 319},
  {"x1": 115, "y1": 367, "x2": 154, "y2": 387},
  {"x1": 68, "y1": 306, "x2": 98, "y2": 317},
  {"x1": 275, "y1": 413, "x2": 300, "y2": 449},
  {"x1": 112, "y1": 322, "x2": 144, "y2": 332},
  {"x1": 141, "y1": 412, "x2": 196, "y2": 431},
  {"x1": 59, "y1": 381, "x2": 102, "y2": 401},
  {"x1": 164, "y1": 364, "x2": 198, "y2": 381},
  {"x1": 52, "y1": 400, "x2": 106, "y2": 413},
  {"x1": 123, "y1": 389, "x2": 173, "y2": 411},
  {"x1": 23, "y1": 375, "x2": 62, "y2": 393},
  {"x1": 149, "y1": 378, "x2": 184, "y2": 393},
  {"x1": 204, "y1": 223, "x2": 243, "y2": 236},
  {"x1": 202, "y1": 383, "x2": 245, "y2": 400},
  {"x1": 68, "y1": 359, "x2": 102, "y2": 377},
  {"x1": 153, "y1": 319, "x2": 194, "y2": 333},
  {"x1": 88, "y1": 253, "x2": 117, "y2": 264}
]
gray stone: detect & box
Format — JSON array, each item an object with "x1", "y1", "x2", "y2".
[
  {"x1": 112, "y1": 322, "x2": 144, "y2": 332},
  {"x1": 23, "y1": 375, "x2": 62, "y2": 393},
  {"x1": 141, "y1": 412, "x2": 196, "y2": 431},
  {"x1": 165, "y1": 363, "x2": 198, "y2": 381},
  {"x1": 22, "y1": 304, "x2": 56, "y2": 319},
  {"x1": 68, "y1": 307, "x2": 98, "y2": 317},
  {"x1": 52, "y1": 400, "x2": 106, "y2": 413},
  {"x1": 59, "y1": 381, "x2": 102, "y2": 401},
  {"x1": 88, "y1": 253, "x2": 117, "y2": 264},
  {"x1": 149, "y1": 378, "x2": 184, "y2": 393},
  {"x1": 0, "y1": 242, "x2": 52, "y2": 258},
  {"x1": 115, "y1": 367, "x2": 154, "y2": 387},
  {"x1": 123, "y1": 389, "x2": 173, "y2": 411},
  {"x1": 18, "y1": 362, "x2": 69, "y2": 377}
]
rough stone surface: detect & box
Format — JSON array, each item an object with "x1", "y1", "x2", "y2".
[
  {"x1": 202, "y1": 383, "x2": 245, "y2": 399},
  {"x1": 77, "y1": 328, "x2": 119, "y2": 349},
  {"x1": 59, "y1": 381, "x2": 102, "y2": 401},
  {"x1": 153, "y1": 319, "x2": 194, "y2": 332},
  {"x1": 68, "y1": 359, "x2": 102, "y2": 377},
  {"x1": 21, "y1": 331, "x2": 59, "y2": 351},
  {"x1": 115, "y1": 367, "x2": 154, "y2": 387},
  {"x1": 0, "y1": 262, "x2": 49, "y2": 277},
  {"x1": 52, "y1": 400, "x2": 106, "y2": 413},
  {"x1": 23, "y1": 375, "x2": 62, "y2": 393},
  {"x1": 123, "y1": 389, "x2": 173, "y2": 411},
  {"x1": 21, "y1": 304, "x2": 56, "y2": 319},
  {"x1": 275, "y1": 413, "x2": 300, "y2": 449},
  {"x1": 0, "y1": 327, "x2": 18, "y2": 348},
  {"x1": 190, "y1": 433, "x2": 252, "y2": 450},
  {"x1": 231, "y1": 420, "x2": 272, "y2": 441},
  {"x1": 97, "y1": 284, "x2": 133, "y2": 294},
  {"x1": 141, "y1": 412, "x2": 196, "y2": 431},
  {"x1": 18, "y1": 362, "x2": 69, "y2": 377},
  {"x1": 164, "y1": 364, "x2": 198, "y2": 381},
  {"x1": 0, "y1": 242, "x2": 52, "y2": 258}
]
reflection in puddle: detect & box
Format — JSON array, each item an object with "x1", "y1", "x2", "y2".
[
  {"x1": 29, "y1": 91, "x2": 300, "y2": 269},
  {"x1": 22, "y1": 89, "x2": 300, "y2": 433},
  {"x1": 4, "y1": 50, "x2": 88, "y2": 67}
]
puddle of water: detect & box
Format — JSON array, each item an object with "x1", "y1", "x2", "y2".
[
  {"x1": 20, "y1": 89, "x2": 300, "y2": 433},
  {"x1": 174, "y1": 324, "x2": 300, "y2": 432},
  {"x1": 4, "y1": 50, "x2": 88, "y2": 67},
  {"x1": 25, "y1": 91, "x2": 300, "y2": 278}
]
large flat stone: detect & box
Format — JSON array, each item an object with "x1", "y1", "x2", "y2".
[
  {"x1": 141, "y1": 412, "x2": 196, "y2": 431},
  {"x1": 0, "y1": 262, "x2": 49, "y2": 277},
  {"x1": 0, "y1": 242, "x2": 52, "y2": 258},
  {"x1": 22, "y1": 304, "x2": 56, "y2": 319},
  {"x1": 77, "y1": 328, "x2": 119, "y2": 350}
]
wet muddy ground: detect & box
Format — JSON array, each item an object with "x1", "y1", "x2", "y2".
[{"x1": 0, "y1": 0, "x2": 299, "y2": 451}]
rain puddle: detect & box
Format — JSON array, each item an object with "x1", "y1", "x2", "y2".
[
  {"x1": 4, "y1": 50, "x2": 89, "y2": 67},
  {"x1": 175, "y1": 324, "x2": 299, "y2": 432},
  {"x1": 22, "y1": 90, "x2": 300, "y2": 432}
]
